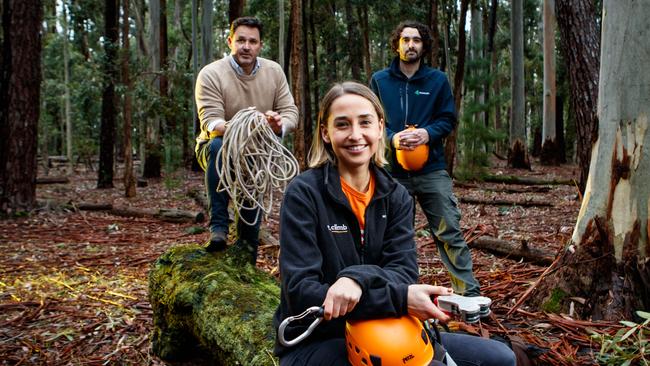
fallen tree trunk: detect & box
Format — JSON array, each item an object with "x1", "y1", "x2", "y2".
[
  {"x1": 109, "y1": 207, "x2": 205, "y2": 223},
  {"x1": 149, "y1": 244, "x2": 280, "y2": 365},
  {"x1": 468, "y1": 236, "x2": 556, "y2": 266},
  {"x1": 454, "y1": 182, "x2": 552, "y2": 193},
  {"x1": 36, "y1": 200, "x2": 204, "y2": 223},
  {"x1": 36, "y1": 176, "x2": 70, "y2": 184},
  {"x1": 458, "y1": 196, "x2": 553, "y2": 207},
  {"x1": 483, "y1": 175, "x2": 573, "y2": 186}
]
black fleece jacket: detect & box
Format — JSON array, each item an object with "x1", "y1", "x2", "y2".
[{"x1": 273, "y1": 162, "x2": 418, "y2": 356}]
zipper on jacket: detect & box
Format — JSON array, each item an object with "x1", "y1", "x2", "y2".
[{"x1": 404, "y1": 81, "x2": 410, "y2": 125}]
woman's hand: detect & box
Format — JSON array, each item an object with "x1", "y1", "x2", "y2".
[
  {"x1": 322, "y1": 277, "x2": 362, "y2": 321},
  {"x1": 407, "y1": 284, "x2": 453, "y2": 322}
]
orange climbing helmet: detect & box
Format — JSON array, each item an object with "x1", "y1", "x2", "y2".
[
  {"x1": 395, "y1": 125, "x2": 429, "y2": 171},
  {"x1": 345, "y1": 315, "x2": 435, "y2": 366}
]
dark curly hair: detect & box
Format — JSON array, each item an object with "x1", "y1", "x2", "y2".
[
  {"x1": 389, "y1": 21, "x2": 432, "y2": 58},
  {"x1": 230, "y1": 16, "x2": 264, "y2": 39}
]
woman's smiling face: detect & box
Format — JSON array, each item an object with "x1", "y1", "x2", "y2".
[{"x1": 321, "y1": 93, "x2": 384, "y2": 172}]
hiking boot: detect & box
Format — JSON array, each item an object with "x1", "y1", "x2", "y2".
[{"x1": 204, "y1": 231, "x2": 227, "y2": 252}]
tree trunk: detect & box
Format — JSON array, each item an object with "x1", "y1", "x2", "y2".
[
  {"x1": 322, "y1": 1, "x2": 338, "y2": 86},
  {"x1": 97, "y1": 0, "x2": 119, "y2": 188},
  {"x1": 0, "y1": 0, "x2": 42, "y2": 213},
  {"x1": 278, "y1": 0, "x2": 285, "y2": 70},
  {"x1": 228, "y1": 0, "x2": 245, "y2": 24},
  {"x1": 470, "y1": 1, "x2": 484, "y2": 128},
  {"x1": 122, "y1": 0, "x2": 136, "y2": 197},
  {"x1": 344, "y1": 0, "x2": 361, "y2": 81},
  {"x1": 62, "y1": 2, "x2": 73, "y2": 174},
  {"x1": 540, "y1": 0, "x2": 558, "y2": 166},
  {"x1": 508, "y1": 0, "x2": 530, "y2": 169},
  {"x1": 149, "y1": 245, "x2": 279, "y2": 365},
  {"x1": 200, "y1": 0, "x2": 213, "y2": 67},
  {"x1": 555, "y1": 94, "x2": 566, "y2": 163},
  {"x1": 358, "y1": 3, "x2": 371, "y2": 82},
  {"x1": 555, "y1": 0, "x2": 600, "y2": 193},
  {"x1": 445, "y1": 0, "x2": 469, "y2": 176},
  {"x1": 144, "y1": 0, "x2": 162, "y2": 178},
  {"x1": 290, "y1": 0, "x2": 307, "y2": 168},
  {"x1": 309, "y1": 0, "x2": 319, "y2": 111},
  {"x1": 532, "y1": 0, "x2": 650, "y2": 321},
  {"x1": 160, "y1": 0, "x2": 171, "y2": 133},
  {"x1": 428, "y1": 0, "x2": 439, "y2": 68}
]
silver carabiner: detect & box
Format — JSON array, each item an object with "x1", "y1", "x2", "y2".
[{"x1": 278, "y1": 306, "x2": 324, "y2": 347}]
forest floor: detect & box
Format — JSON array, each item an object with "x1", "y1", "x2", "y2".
[{"x1": 0, "y1": 157, "x2": 622, "y2": 365}]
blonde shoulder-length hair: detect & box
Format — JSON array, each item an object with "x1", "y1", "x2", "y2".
[{"x1": 307, "y1": 81, "x2": 388, "y2": 168}]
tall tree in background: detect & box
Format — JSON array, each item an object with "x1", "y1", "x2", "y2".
[
  {"x1": 160, "y1": 0, "x2": 170, "y2": 132},
  {"x1": 540, "y1": 0, "x2": 558, "y2": 165},
  {"x1": 0, "y1": 0, "x2": 43, "y2": 213},
  {"x1": 344, "y1": 0, "x2": 361, "y2": 81},
  {"x1": 428, "y1": 0, "x2": 439, "y2": 68},
  {"x1": 62, "y1": 2, "x2": 73, "y2": 173},
  {"x1": 444, "y1": 0, "x2": 469, "y2": 175},
  {"x1": 97, "y1": 0, "x2": 119, "y2": 188},
  {"x1": 532, "y1": 0, "x2": 650, "y2": 320},
  {"x1": 201, "y1": 0, "x2": 213, "y2": 66},
  {"x1": 555, "y1": 0, "x2": 600, "y2": 192},
  {"x1": 358, "y1": 1, "x2": 371, "y2": 82},
  {"x1": 229, "y1": 0, "x2": 245, "y2": 24},
  {"x1": 508, "y1": 0, "x2": 530, "y2": 169},
  {"x1": 122, "y1": 0, "x2": 135, "y2": 197},
  {"x1": 144, "y1": 0, "x2": 162, "y2": 178},
  {"x1": 289, "y1": 0, "x2": 310, "y2": 168}
]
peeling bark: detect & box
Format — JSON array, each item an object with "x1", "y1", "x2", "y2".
[{"x1": 532, "y1": 2, "x2": 650, "y2": 320}]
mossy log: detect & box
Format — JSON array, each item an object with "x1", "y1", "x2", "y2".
[{"x1": 149, "y1": 244, "x2": 281, "y2": 365}]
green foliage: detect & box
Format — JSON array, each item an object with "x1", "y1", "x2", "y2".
[
  {"x1": 541, "y1": 288, "x2": 567, "y2": 313},
  {"x1": 456, "y1": 35, "x2": 505, "y2": 181},
  {"x1": 590, "y1": 311, "x2": 650, "y2": 365}
]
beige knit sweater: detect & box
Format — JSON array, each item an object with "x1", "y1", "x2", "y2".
[{"x1": 194, "y1": 56, "x2": 298, "y2": 146}]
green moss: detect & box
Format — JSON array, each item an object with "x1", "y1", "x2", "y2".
[
  {"x1": 542, "y1": 288, "x2": 568, "y2": 313},
  {"x1": 149, "y1": 244, "x2": 281, "y2": 365}
]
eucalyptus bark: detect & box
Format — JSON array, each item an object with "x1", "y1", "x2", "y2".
[
  {"x1": 508, "y1": 0, "x2": 530, "y2": 169},
  {"x1": 540, "y1": 0, "x2": 558, "y2": 165},
  {"x1": 533, "y1": 0, "x2": 650, "y2": 321},
  {"x1": 144, "y1": 0, "x2": 162, "y2": 178}
]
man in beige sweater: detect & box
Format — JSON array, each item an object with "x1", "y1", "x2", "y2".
[{"x1": 195, "y1": 16, "x2": 298, "y2": 261}]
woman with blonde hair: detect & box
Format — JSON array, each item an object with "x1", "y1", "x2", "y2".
[{"x1": 273, "y1": 81, "x2": 515, "y2": 366}]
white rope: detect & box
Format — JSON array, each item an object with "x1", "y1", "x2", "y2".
[{"x1": 215, "y1": 107, "x2": 299, "y2": 226}]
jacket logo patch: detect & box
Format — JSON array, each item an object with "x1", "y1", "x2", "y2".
[
  {"x1": 327, "y1": 223, "x2": 348, "y2": 233},
  {"x1": 414, "y1": 90, "x2": 430, "y2": 96}
]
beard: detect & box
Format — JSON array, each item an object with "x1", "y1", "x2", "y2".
[{"x1": 401, "y1": 49, "x2": 422, "y2": 64}]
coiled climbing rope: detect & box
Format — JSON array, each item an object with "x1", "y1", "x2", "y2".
[{"x1": 216, "y1": 107, "x2": 299, "y2": 226}]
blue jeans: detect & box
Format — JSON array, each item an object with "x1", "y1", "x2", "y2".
[
  {"x1": 196, "y1": 138, "x2": 261, "y2": 244},
  {"x1": 397, "y1": 170, "x2": 480, "y2": 296},
  {"x1": 279, "y1": 332, "x2": 516, "y2": 366}
]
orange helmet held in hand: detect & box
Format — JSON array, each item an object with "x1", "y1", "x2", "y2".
[
  {"x1": 395, "y1": 125, "x2": 429, "y2": 171},
  {"x1": 345, "y1": 315, "x2": 435, "y2": 366}
]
